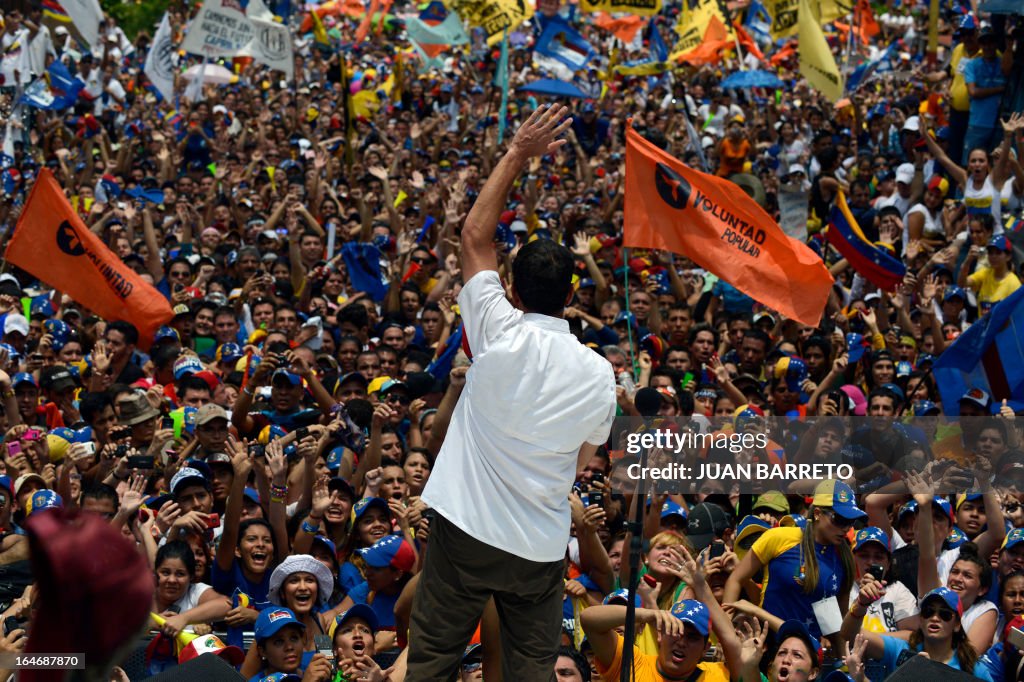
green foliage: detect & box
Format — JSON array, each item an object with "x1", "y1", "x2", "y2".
[{"x1": 99, "y1": 0, "x2": 167, "y2": 39}]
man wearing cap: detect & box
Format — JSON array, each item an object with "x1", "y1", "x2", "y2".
[
  {"x1": 232, "y1": 350, "x2": 334, "y2": 437},
  {"x1": 193, "y1": 404, "x2": 231, "y2": 460},
  {"x1": 407, "y1": 106, "x2": 617, "y2": 681},
  {"x1": 583, "y1": 548, "x2": 746, "y2": 682},
  {"x1": 10, "y1": 372, "x2": 39, "y2": 428},
  {"x1": 38, "y1": 366, "x2": 80, "y2": 429}
]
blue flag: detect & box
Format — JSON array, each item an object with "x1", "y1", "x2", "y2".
[
  {"x1": 124, "y1": 186, "x2": 166, "y2": 205},
  {"x1": 934, "y1": 286, "x2": 1024, "y2": 416},
  {"x1": 744, "y1": 0, "x2": 772, "y2": 43},
  {"x1": 427, "y1": 323, "x2": 463, "y2": 379},
  {"x1": 847, "y1": 42, "x2": 897, "y2": 92},
  {"x1": 416, "y1": 215, "x2": 436, "y2": 243},
  {"x1": 20, "y1": 61, "x2": 83, "y2": 111},
  {"x1": 340, "y1": 242, "x2": 389, "y2": 302},
  {"x1": 648, "y1": 19, "x2": 668, "y2": 62},
  {"x1": 535, "y1": 16, "x2": 593, "y2": 71}
]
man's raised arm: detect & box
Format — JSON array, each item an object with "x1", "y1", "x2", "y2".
[{"x1": 461, "y1": 104, "x2": 573, "y2": 283}]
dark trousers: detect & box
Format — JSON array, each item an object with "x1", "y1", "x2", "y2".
[{"x1": 406, "y1": 513, "x2": 565, "y2": 682}]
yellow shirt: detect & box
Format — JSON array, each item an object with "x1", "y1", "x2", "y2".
[
  {"x1": 950, "y1": 43, "x2": 981, "y2": 112},
  {"x1": 596, "y1": 634, "x2": 730, "y2": 682},
  {"x1": 967, "y1": 267, "x2": 1021, "y2": 309}
]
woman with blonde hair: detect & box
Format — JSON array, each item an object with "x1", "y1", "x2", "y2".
[{"x1": 724, "y1": 479, "x2": 861, "y2": 647}]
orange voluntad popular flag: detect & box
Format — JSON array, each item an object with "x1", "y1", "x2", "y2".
[
  {"x1": 623, "y1": 126, "x2": 833, "y2": 327},
  {"x1": 5, "y1": 170, "x2": 173, "y2": 344}
]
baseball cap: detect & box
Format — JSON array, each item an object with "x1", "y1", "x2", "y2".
[
  {"x1": 895, "y1": 163, "x2": 915, "y2": 184},
  {"x1": 26, "y1": 489, "x2": 63, "y2": 516},
  {"x1": 853, "y1": 526, "x2": 890, "y2": 552},
  {"x1": 330, "y1": 604, "x2": 379, "y2": 638},
  {"x1": 812, "y1": 480, "x2": 866, "y2": 521},
  {"x1": 614, "y1": 311, "x2": 638, "y2": 328},
  {"x1": 734, "y1": 515, "x2": 773, "y2": 559},
  {"x1": 170, "y1": 467, "x2": 210, "y2": 496},
  {"x1": 328, "y1": 477, "x2": 356, "y2": 500},
  {"x1": 780, "y1": 513, "x2": 807, "y2": 528},
  {"x1": 902, "y1": 116, "x2": 920, "y2": 132},
  {"x1": 931, "y1": 495, "x2": 954, "y2": 522},
  {"x1": 358, "y1": 535, "x2": 416, "y2": 572},
  {"x1": 336, "y1": 371, "x2": 369, "y2": 391},
  {"x1": 777, "y1": 620, "x2": 822, "y2": 664},
  {"x1": 897, "y1": 500, "x2": 918, "y2": 522},
  {"x1": 173, "y1": 355, "x2": 203, "y2": 380},
  {"x1": 367, "y1": 376, "x2": 392, "y2": 394},
  {"x1": 11, "y1": 372, "x2": 37, "y2": 388},
  {"x1": 943, "y1": 285, "x2": 967, "y2": 302},
  {"x1": 255, "y1": 607, "x2": 305, "y2": 642},
  {"x1": 3, "y1": 314, "x2": 28, "y2": 337},
  {"x1": 960, "y1": 387, "x2": 992, "y2": 411},
  {"x1": 41, "y1": 367, "x2": 77, "y2": 392},
  {"x1": 920, "y1": 586, "x2": 962, "y2": 616},
  {"x1": 13, "y1": 473, "x2": 46, "y2": 496},
  {"x1": 378, "y1": 378, "x2": 408, "y2": 396},
  {"x1": 912, "y1": 400, "x2": 940, "y2": 417},
  {"x1": 178, "y1": 633, "x2": 245, "y2": 666},
  {"x1": 272, "y1": 369, "x2": 303, "y2": 386},
  {"x1": 669, "y1": 600, "x2": 710, "y2": 636},
  {"x1": 988, "y1": 235, "x2": 1012, "y2": 253},
  {"x1": 195, "y1": 403, "x2": 229, "y2": 426},
  {"x1": 774, "y1": 356, "x2": 807, "y2": 392},
  {"x1": 603, "y1": 588, "x2": 642, "y2": 606},
  {"x1": 845, "y1": 332, "x2": 868, "y2": 363},
  {"x1": 353, "y1": 496, "x2": 390, "y2": 522},
  {"x1": 955, "y1": 493, "x2": 982, "y2": 511},
  {"x1": 1003, "y1": 527, "x2": 1024, "y2": 552},
  {"x1": 660, "y1": 500, "x2": 688, "y2": 523},
  {"x1": 216, "y1": 343, "x2": 243, "y2": 364},
  {"x1": 753, "y1": 490, "x2": 789, "y2": 514},
  {"x1": 154, "y1": 326, "x2": 180, "y2": 344},
  {"x1": 957, "y1": 13, "x2": 978, "y2": 32},
  {"x1": 685, "y1": 502, "x2": 731, "y2": 552}
]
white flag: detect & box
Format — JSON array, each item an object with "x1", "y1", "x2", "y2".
[
  {"x1": 182, "y1": 0, "x2": 293, "y2": 80},
  {"x1": 55, "y1": 0, "x2": 104, "y2": 47},
  {"x1": 144, "y1": 13, "x2": 176, "y2": 102},
  {"x1": 243, "y1": 0, "x2": 294, "y2": 80}
]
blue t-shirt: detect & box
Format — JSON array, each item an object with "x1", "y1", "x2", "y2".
[
  {"x1": 712, "y1": 280, "x2": 755, "y2": 314},
  {"x1": 211, "y1": 558, "x2": 272, "y2": 610},
  {"x1": 339, "y1": 561, "x2": 363, "y2": 595},
  {"x1": 347, "y1": 581, "x2": 399, "y2": 630},
  {"x1": 964, "y1": 57, "x2": 1006, "y2": 128},
  {"x1": 881, "y1": 635, "x2": 993, "y2": 680}
]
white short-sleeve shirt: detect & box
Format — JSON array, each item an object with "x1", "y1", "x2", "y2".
[{"x1": 421, "y1": 271, "x2": 617, "y2": 562}]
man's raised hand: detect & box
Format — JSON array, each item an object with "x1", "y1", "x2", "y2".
[{"x1": 510, "y1": 104, "x2": 573, "y2": 159}]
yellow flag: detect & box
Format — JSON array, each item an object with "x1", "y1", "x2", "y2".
[
  {"x1": 674, "y1": 0, "x2": 732, "y2": 53},
  {"x1": 310, "y1": 9, "x2": 328, "y2": 45},
  {"x1": 579, "y1": 0, "x2": 662, "y2": 16},
  {"x1": 814, "y1": 0, "x2": 853, "y2": 23},
  {"x1": 798, "y1": 0, "x2": 843, "y2": 101},
  {"x1": 764, "y1": 0, "x2": 799, "y2": 39},
  {"x1": 454, "y1": 0, "x2": 534, "y2": 44},
  {"x1": 351, "y1": 90, "x2": 381, "y2": 118}
]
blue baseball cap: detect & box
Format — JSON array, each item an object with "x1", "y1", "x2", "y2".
[
  {"x1": 255, "y1": 607, "x2": 305, "y2": 642},
  {"x1": 853, "y1": 526, "x2": 890, "y2": 552},
  {"x1": 880, "y1": 382, "x2": 905, "y2": 404},
  {"x1": 989, "y1": 235, "x2": 1012, "y2": 253},
  {"x1": 170, "y1": 467, "x2": 210, "y2": 497},
  {"x1": 660, "y1": 500, "x2": 688, "y2": 522},
  {"x1": 332, "y1": 604, "x2": 379, "y2": 636},
  {"x1": 603, "y1": 588, "x2": 641, "y2": 607},
  {"x1": 172, "y1": 355, "x2": 203, "y2": 380},
  {"x1": 812, "y1": 480, "x2": 866, "y2": 521},
  {"x1": 735, "y1": 515, "x2": 773, "y2": 559},
  {"x1": 955, "y1": 493, "x2": 982, "y2": 511},
  {"x1": 243, "y1": 487, "x2": 261, "y2": 505},
  {"x1": 312, "y1": 534, "x2": 337, "y2": 558},
  {"x1": 26, "y1": 489, "x2": 63, "y2": 516},
  {"x1": 845, "y1": 332, "x2": 867, "y2": 363},
  {"x1": 613, "y1": 311, "x2": 637, "y2": 328},
  {"x1": 777, "y1": 619, "x2": 821, "y2": 661},
  {"x1": 1004, "y1": 528, "x2": 1024, "y2": 552},
  {"x1": 358, "y1": 534, "x2": 416, "y2": 572},
  {"x1": 912, "y1": 400, "x2": 940, "y2": 416},
  {"x1": 272, "y1": 369, "x2": 303, "y2": 386},
  {"x1": 154, "y1": 326, "x2": 180, "y2": 344},
  {"x1": 943, "y1": 285, "x2": 967, "y2": 302},
  {"x1": 957, "y1": 13, "x2": 978, "y2": 32},
  {"x1": 920, "y1": 586, "x2": 962, "y2": 616},
  {"x1": 352, "y1": 496, "x2": 390, "y2": 522},
  {"x1": 946, "y1": 526, "x2": 968, "y2": 549},
  {"x1": 216, "y1": 343, "x2": 243, "y2": 363},
  {"x1": 325, "y1": 446, "x2": 346, "y2": 472},
  {"x1": 897, "y1": 500, "x2": 918, "y2": 522},
  {"x1": 669, "y1": 600, "x2": 710, "y2": 636},
  {"x1": 11, "y1": 372, "x2": 36, "y2": 388}
]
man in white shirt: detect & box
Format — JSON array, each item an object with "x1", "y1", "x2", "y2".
[{"x1": 407, "y1": 104, "x2": 617, "y2": 681}]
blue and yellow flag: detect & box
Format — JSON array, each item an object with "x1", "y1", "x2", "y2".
[{"x1": 824, "y1": 191, "x2": 905, "y2": 291}]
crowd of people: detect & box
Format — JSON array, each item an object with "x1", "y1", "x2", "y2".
[{"x1": 0, "y1": 0, "x2": 1024, "y2": 679}]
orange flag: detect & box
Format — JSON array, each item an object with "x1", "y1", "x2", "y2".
[
  {"x1": 593, "y1": 13, "x2": 645, "y2": 42},
  {"x1": 355, "y1": 0, "x2": 381, "y2": 42},
  {"x1": 623, "y1": 126, "x2": 833, "y2": 326},
  {"x1": 674, "y1": 16, "x2": 732, "y2": 65},
  {"x1": 5, "y1": 170, "x2": 174, "y2": 345},
  {"x1": 856, "y1": 0, "x2": 880, "y2": 43}
]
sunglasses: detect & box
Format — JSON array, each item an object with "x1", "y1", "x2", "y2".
[
  {"x1": 1005, "y1": 503, "x2": 1022, "y2": 514},
  {"x1": 386, "y1": 394, "x2": 411, "y2": 405},
  {"x1": 920, "y1": 604, "x2": 955, "y2": 622},
  {"x1": 826, "y1": 510, "x2": 856, "y2": 529},
  {"x1": 410, "y1": 257, "x2": 432, "y2": 265}
]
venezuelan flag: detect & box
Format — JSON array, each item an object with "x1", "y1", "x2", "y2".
[
  {"x1": 42, "y1": 0, "x2": 71, "y2": 23},
  {"x1": 825, "y1": 191, "x2": 906, "y2": 291}
]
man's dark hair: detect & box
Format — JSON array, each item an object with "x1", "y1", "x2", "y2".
[
  {"x1": 151, "y1": 343, "x2": 182, "y2": 371},
  {"x1": 869, "y1": 386, "x2": 901, "y2": 408},
  {"x1": 338, "y1": 303, "x2": 369, "y2": 330},
  {"x1": 510, "y1": 239, "x2": 575, "y2": 316},
  {"x1": 107, "y1": 321, "x2": 139, "y2": 346},
  {"x1": 802, "y1": 335, "x2": 832, "y2": 361},
  {"x1": 178, "y1": 375, "x2": 212, "y2": 397},
  {"x1": 555, "y1": 646, "x2": 591, "y2": 682},
  {"x1": 214, "y1": 306, "x2": 237, "y2": 322},
  {"x1": 742, "y1": 329, "x2": 771, "y2": 349},
  {"x1": 79, "y1": 391, "x2": 115, "y2": 424},
  {"x1": 82, "y1": 483, "x2": 120, "y2": 511},
  {"x1": 688, "y1": 322, "x2": 719, "y2": 347},
  {"x1": 380, "y1": 456, "x2": 401, "y2": 469},
  {"x1": 163, "y1": 256, "x2": 193, "y2": 277}
]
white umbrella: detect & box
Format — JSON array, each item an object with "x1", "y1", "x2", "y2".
[{"x1": 182, "y1": 63, "x2": 237, "y2": 84}]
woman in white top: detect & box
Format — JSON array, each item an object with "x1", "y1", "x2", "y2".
[
  {"x1": 922, "y1": 114, "x2": 1021, "y2": 229},
  {"x1": 154, "y1": 540, "x2": 230, "y2": 638},
  {"x1": 905, "y1": 176, "x2": 952, "y2": 253}
]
